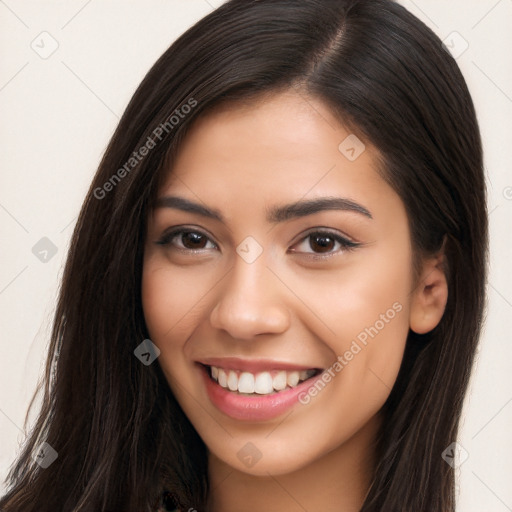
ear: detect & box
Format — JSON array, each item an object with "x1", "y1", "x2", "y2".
[{"x1": 409, "y1": 246, "x2": 448, "y2": 335}]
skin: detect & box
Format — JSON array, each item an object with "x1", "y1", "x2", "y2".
[{"x1": 142, "y1": 89, "x2": 448, "y2": 512}]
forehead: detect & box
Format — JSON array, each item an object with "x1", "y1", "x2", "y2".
[{"x1": 162, "y1": 90, "x2": 381, "y2": 190}]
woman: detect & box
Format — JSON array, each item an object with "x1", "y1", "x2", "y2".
[{"x1": 0, "y1": 0, "x2": 488, "y2": 511}]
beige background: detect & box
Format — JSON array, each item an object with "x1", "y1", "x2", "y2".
[{"x1": 1, "y1": 1, "x2": 511, "y2": 510}]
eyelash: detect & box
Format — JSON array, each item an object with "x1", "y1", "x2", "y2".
[{"x1": 155, "y1": 227, "x2": 361, "y2": 259}]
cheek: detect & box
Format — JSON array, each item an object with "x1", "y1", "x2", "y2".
[
  {"x1": 278, "y1": 263, "x2": 412, "y2": 453},
  {"x1": 141, "y1": 259, "x2": 212, "y2": 344},
  {"x1": 335, "y1": 261, "x2": 411, "y2": 367},
  {"x1": 333, "y1": 257, "x2": 412, "y2": 418},
  {"x1": 141, "y1": 265, "x2": 178, "y2": 342},
  {"x1": 141, "y1": 261, "x2": 204, "y2": 395},
  {"x1": 283, "y1": 240, "x2": 413, "y2": 396}
]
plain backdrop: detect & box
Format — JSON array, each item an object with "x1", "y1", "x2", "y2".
[{"x1": 1, "y1": 1, "x2": 511, "y2": 510}]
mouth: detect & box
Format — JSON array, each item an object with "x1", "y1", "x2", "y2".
[
  {"x1": 203, "y1": 364, "x2": 323, "y2": 396},
  {"x1": 196, "y1": 359, "x2": 326, "y2": 421}
]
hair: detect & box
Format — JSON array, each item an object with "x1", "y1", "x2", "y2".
[{"x1": 1, "y1": 0, "x2": 488, "y2": 511}]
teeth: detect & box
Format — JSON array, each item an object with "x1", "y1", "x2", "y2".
[
  {"x1": 254, "y1": 372, "x2": 274, "y2": 394},
  {"x1": 218, "y1": 369, "x2": 227, "y2": 388},
  {"x1": 209, "y1": 366, "x2": 317, "y2": 395},
  {"x1": 299, "y1": 370, "x2": 309, "y2": 381},
  {"x1": 238, "y1": 372, "x2": 255, "y2": 393},
  {"x1": 227, "y1": 371, "x2": 238, "y2": 391},
  {"x1": 287, "y1": 371, "x2": 300, "y2": 387},
  {"x1": 273, "y1": 371, "x2": 287, "y2": 391}
]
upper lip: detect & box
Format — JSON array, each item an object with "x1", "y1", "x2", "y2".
[{"x1": 197, "y1": 357, "x2": 323, "y2": 373}]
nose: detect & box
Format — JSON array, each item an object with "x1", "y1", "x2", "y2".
[{"x1": 209, "y1": 255, "x2": 291, "y2": 340}]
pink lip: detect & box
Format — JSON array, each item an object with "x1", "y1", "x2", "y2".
[
  {"x1": 197, "y1": 356, "x2": 321, "y2": 373},
  {"x1": 198, "y1": 363, "x2": 324, "y2": 422}
]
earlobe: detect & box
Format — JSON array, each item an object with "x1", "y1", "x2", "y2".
[{"x1": 409, "y1": 251, "x2": 449, "y2": 335}]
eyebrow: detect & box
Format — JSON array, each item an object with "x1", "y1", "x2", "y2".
[{"x1": 154, "y1": 195, "x2": 373, "y2": 222}]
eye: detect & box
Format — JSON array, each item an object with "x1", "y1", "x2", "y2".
[
  {"x1": 289, "y1": 229, "x2": 360, "y2": 258},
  {"x1": 155, "y1": 226, "x2": 360, "y2": 258},
  {"x1": 155, "y1": 227, "x2": 217, "y2": 252}
]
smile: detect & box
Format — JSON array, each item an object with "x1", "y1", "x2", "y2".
[
  {"x1": 197, "y1": 360, "x2": 325, "y2": 421},
  {"x1": 209, "y1": 366, "x2": 319, "y2": 395}
]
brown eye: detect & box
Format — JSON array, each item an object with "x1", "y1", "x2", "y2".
[
  {"x1": 181, "y1": 231, "x2": 208, "y2": 249},
  {"x1": 156, "y1": 228, "x2": 217, "y2": 251},
  {"x1": 289, "y1": 230, "x2": 360, "y2": 257},
  {"x1": 308, "y1": 233, "x2": 336, "y2": 253}
]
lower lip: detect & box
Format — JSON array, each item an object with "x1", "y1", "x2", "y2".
[{"x1": 199, "y1": 364, "x2": 323, "y2": 422}]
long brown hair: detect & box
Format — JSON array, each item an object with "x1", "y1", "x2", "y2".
[{"x1": 1, "y1": 0, "x2": 488, "y2": 510}]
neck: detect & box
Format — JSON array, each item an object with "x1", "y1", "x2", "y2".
[{"x1": 206, "y1": 414, "x2": 380, "y2": 512}]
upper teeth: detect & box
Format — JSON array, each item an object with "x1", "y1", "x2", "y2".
[{"x1": 210, "y1": 366, "x2": 316, "y2": 395}]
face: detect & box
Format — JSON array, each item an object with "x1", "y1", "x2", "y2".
[{"x1": 142, "y1": 90, "x2": 415, "y2": 477}]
